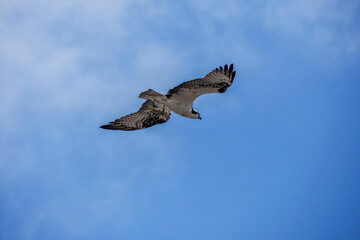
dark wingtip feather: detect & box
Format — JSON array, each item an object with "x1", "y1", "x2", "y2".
[
  {"x1": 100, "y1": 124, "x2": 118, "y2": 130},
  {"x1": 100, "y1": 124, "x2": 137, "y2": 131},
  {"x1": 229, "y1": 64, "x2": 233, "y2": 74},
  {"x1": 224, "y1": 64, "x2": 228, "y2": 72},
  {"x1": 231, "y1": 71, "x2": 236, "y2": 83}
]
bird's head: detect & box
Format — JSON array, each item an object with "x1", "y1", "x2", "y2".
[{"x1": 191, "y1": 109, "x2": 202, "y2": 120}]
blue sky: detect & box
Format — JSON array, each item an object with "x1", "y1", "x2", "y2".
[{"x1": 1, "y1": 0, "x2": 360, "y2": 239}]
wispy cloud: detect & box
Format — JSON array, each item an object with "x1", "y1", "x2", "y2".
[
  {"x1": 262, "y1": 0, "x2": 360, "y2": 54},
  {"x1": 0, "y1": 2, "x2": 183, "y2": 237},
  {"x1": 1, "y1": 1, "x2": 359, "y2": 239},
  {"x1": 0, "y1": 0, "x2": 188, "y2": 135},
  {"x1": 189, "y1": 0, "x2": 360, "y2": 59}
]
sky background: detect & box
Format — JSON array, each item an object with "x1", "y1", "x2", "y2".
[{"x1": 1, "y1": 0, "x2": 360, "y2": 239}]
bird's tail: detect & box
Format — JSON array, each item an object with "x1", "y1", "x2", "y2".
[{"x1": 138, "y1": 89, "x2": 167, "y2": 102}]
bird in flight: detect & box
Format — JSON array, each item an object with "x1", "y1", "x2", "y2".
[{"x1": 100, "y1": 64, "x2": 236, "y2": 131}]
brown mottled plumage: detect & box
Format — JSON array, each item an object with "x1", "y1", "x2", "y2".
[{"x1": 100, "y1": 100, "x2": 170, "y2": 130}]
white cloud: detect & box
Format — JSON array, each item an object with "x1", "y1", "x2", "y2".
[
  {"x1": 0, "y1": 0, "x2": 190, "y2": 136},
  {"x1": 188, "y1": 0, "x2": 242, "y2": 19},
  {"x1": 0, "y1": 0, "x2": 183, "y2": 230},
  {"x1": 187, "y1": 0, "x2": 360, "y2": 59},
  {"x1": 262, "y1": 0, "x2": 360, "y2": 54},
  {"x1": 132, "y1": 44, "x2": 186, "y2": 92}
]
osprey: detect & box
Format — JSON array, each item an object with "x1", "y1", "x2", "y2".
[{"x1": 100, "y1": 64, "x2": 236, "y2": 130}]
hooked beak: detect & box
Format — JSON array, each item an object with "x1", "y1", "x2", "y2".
[{"x1": 198, "y1": 116, "x2": 202, "y2": 120}]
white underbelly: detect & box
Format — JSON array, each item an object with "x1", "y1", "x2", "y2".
[{"x1": 164, "y1": 99, "x2": 191, "y2": 117}]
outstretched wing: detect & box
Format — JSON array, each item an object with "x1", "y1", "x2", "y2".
[
  {"x1": 100, "y1": 100, "x2": 171, "y2": 131},
  {"x1": 166, "y1": 64, "x2": 236, "y2": 107}
]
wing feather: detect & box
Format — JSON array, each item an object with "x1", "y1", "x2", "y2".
[
  {"x1": 100, "y1": 100, "x2": 171, "y2": 131},
  {"x1": 166, "y1": 64, "x2": 236, "y2": 107}
]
